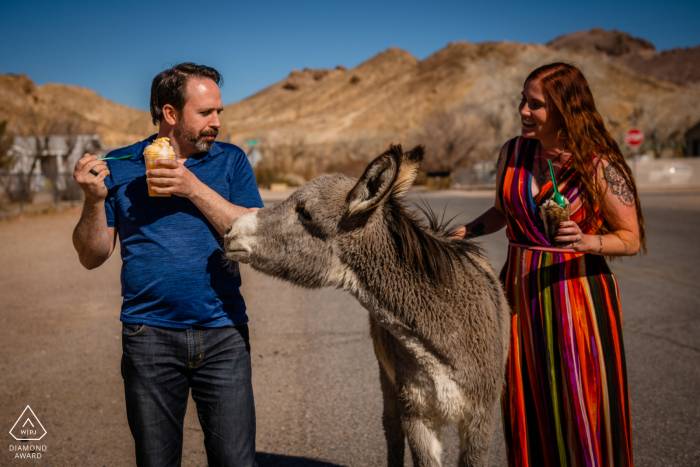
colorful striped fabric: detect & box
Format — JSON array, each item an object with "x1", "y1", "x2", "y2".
[{"x1": 498, "y1": 137, "x2": 633, "y2": 467}]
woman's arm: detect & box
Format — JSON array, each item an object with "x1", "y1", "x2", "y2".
[
  {"x1": 555, "y1": 160, "x2": 640, "y2": 256},
  {"x1": 454, "y1": 207, "x2": 507, "y2": 238},
  {"x1": 453, "y1": 143, "x2": 509, "y2": 238}
]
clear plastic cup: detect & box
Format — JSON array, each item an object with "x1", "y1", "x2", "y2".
[
  {"x1": 144, "y1": 152, "x2": 176, "y2": 197},
  {"x1": 539, "y1": 198, "x2": 571, "y2": 246}
]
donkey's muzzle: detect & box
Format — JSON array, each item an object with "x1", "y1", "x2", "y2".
[{"x1": 224, "y1": 211, "x2": 259, "y2": 264}]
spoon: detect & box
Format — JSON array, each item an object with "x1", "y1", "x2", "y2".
[
  {"x1": 548, "y1": 159, "x2": 567, "y2": 208},
  {"x1": 97, "y1": 154, "x2": 135, "y2": 161},
  {"x1": 75, "y1": 154, "x2": 135, "y2": 165}
]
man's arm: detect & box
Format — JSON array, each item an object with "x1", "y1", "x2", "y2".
[
  {"x1": 72, "y1": 154, "x2": 118, "y2": 269},
  {"x1": 146, "y1": 159, "x2": 257, "y2": 236},
  {"x1": 189, "y1": 186, "x2": 257, "y2": 237}
]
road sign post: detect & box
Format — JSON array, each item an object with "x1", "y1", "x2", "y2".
[
  {"x1": 625, "y1": 127, "x2": 644, "y2": 178},
  {"x1": 625, "y1": 127, "x2": 644, "y2": 154}
]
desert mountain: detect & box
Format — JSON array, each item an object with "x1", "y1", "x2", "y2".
[
  {"x1": 221, "y1": 38, "x2": 700, "y2": 160},
  {"x1": 549, "y1": 28, "x2": 700, "y2": 86},
  {"x1": 1, "y1": 28, "x2": 699, "y2": 159},
  {"x1": 0, "y1": 73, "x2": 154, "y2": 147}
]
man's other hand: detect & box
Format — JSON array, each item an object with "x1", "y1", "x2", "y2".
[
  {"x1": 146, "y1": 159, "x2": 203, "y2": 198},
  {"x1": 74, "y1": 153, "x2": 110, "y2": 202}
]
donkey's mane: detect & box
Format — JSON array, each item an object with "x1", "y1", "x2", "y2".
[{"x1": 385, "y1": 185, "x2": 484, "y2": 287}]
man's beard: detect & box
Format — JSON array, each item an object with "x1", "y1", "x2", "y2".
[{"x1": 174, "y1": 120, "x2": 218, "y2": 153}]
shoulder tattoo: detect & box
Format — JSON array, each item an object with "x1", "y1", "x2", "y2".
[{"x1": 604, "y1": 164, "x2": 635, "y2": 208}]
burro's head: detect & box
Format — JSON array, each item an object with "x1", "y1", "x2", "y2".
[{"x1": 225, "y1": 144, "x2": 469, "y2": 291}]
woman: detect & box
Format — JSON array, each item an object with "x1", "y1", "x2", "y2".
[{"x1": 455, "y1": 63, "x2": 645, "y2": 467}]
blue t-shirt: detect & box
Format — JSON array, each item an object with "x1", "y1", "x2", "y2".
[{"x1": 103, "y1": 135, "x2": 264, "y2": 328}]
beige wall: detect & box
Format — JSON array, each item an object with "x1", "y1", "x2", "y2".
[{"x1": 632, "y1": 157, "x2": 700, "y2": 188}]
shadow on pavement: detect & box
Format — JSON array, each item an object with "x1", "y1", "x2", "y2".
[{"x1": 256, "y1": 452, "x2": 347, "y2": 467}]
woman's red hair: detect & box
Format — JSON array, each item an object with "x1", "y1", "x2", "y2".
[{"x1": 526, "y1": 63, "x2": 646, "y2": 253}]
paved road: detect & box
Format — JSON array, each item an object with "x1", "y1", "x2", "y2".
[
  {"x1": 247, "y1": 190, "x2": 700, "y2": 467},
  {"x1": 0, "y1": 191, "x2": 698, "y2": 466}
]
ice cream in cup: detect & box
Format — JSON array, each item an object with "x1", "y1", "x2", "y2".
[
  {"x1": 539, "y1": 196, "x2": 571, "y2": 246},
  {"x1": 143, "y1": 137, "x2": 176, "y2": 197}
]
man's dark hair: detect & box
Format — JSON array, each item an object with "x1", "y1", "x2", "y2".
[{"x1": 150, "y1": 63, "x2": 223, "y2": 125}]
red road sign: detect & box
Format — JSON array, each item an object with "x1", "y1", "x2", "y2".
[{"x1": 625, "y1": 127, "x2": 644, "y2": 147}]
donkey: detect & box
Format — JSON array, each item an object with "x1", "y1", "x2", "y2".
[{"x1": 224, "y1": 145, "x2": 510, "y2": 467}]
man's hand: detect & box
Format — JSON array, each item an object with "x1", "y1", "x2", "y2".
[
  {"x1": 74, "y1": 154, "x2": 110, "y2": 202},
  {"x1": 146, "y1": 159, "x2": 203, "y2": 198}
]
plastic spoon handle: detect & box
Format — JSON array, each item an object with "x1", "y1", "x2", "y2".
[
  {"x1": 548, "y1": 159, "x2": 567, "y2": 208},
  {"x1": 98, "y1": 155, "x2": 135, "y2": 161},
  {"x1": 75, "y1": 155, "x2": 134, "y2": 165}
]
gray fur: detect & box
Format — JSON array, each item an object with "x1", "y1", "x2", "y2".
[{"x1": 225, "y1": 145, "x2": 510, "y2": 467}]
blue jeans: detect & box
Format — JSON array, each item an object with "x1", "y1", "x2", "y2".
[{"x1": 121, "y1": 323, "x2": 256, "y2": 467}]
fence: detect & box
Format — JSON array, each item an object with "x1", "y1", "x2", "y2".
[
  {"x1": 453, "y1": 162, "x2": 497, "y2": 188},
  {"x1": 452, "y1": 157, "x2": 700, "y2": 190},
  {"x1": 0, "y1": 157, "x2": 698, "y2": 216},
  {"x1": 0, "y1": 172, "x2": 83, "y2": 215}
]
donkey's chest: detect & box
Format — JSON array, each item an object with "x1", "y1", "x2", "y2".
[{"x1": 370, "y1": 316, "x2": 468, "y2": 422}]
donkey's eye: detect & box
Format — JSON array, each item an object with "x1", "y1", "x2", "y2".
[{"x1": 296, "y1": 205, "x2": 312, "y2": 222}]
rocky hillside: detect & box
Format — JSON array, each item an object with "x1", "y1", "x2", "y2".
[
  {"x1": 0, "y1": 74, "x2": 154, "y2": 147},
  {"x1": 549, "y1": 28, "x2": 700, "y2": 86},
  {"x1": 220, "y1": 38, "x2": 700, "y2": 160},
  {"x1": 1, "y1": 28, "x2": 698, "y2": 159}
]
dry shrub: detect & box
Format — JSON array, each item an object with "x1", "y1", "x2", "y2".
[
  {"x1": 321, "y1": 139, "x2": 385, "y2": 178},
  {"x1": 252, "y1": 136, "x2": 311, "y2": 188},
  {"x1": 408, "y1": 111, "x2": 483, "y2": 173},
  {"x1": 251, "y1": 136, "x2": 391, "y2": 187},
  {"x1": 0, "y1": 120, "x2": 14, "y2": 171}
]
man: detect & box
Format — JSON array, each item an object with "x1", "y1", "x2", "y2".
[{"x1": 72, "y1": 63, "x2": 262, "y2": 466}]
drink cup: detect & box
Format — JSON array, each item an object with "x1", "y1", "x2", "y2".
[
  {"x1": 144, "y1": 152, "x2": 176, "y2": 197},
  {"x1": 539, "y1": 198, "x2": 571, "y2": 246}
]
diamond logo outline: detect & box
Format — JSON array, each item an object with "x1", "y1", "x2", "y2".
[{"x1": 9, "y1": 406, "x2": 47, "y2": 441}]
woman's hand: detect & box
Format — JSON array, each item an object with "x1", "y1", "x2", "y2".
[
  {"x1": 451, "y1": 225, "x2": 467, "y2": 239},
  {"x1": 555, "y1": 221, "x2": 596, "y2": 252}
]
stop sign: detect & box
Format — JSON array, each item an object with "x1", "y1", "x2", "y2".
[{"x1": 625, "y1": 127, "x2": 644, "y2": 148}]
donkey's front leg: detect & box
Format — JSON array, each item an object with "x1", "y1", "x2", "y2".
[
  {"x1": 379, "y1": 367, "x2": 405, "y2": 467},
  {"x1": 372, "y1": 317, "x2": 405, "y2": 467},
  {"x1": 401, "y1": 407, "x2": 442, "y2": 467}
]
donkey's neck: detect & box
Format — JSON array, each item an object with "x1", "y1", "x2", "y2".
[{"x1": 340, "y1": 233, "x2": 439, "y2": 327}]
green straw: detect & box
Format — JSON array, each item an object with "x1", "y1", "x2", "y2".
[{"x1": 548, "y1": 159, "x2": 566, "y2": 208}]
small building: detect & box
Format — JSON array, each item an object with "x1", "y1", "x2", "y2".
[
  {"x1": 686, "y1": 121, "x2": 700, "y2": 157},
  {"x1": 4, "y1": 135, "x2": 105, "y2": 199},
  {"x1": 9, "y1": 134, "x2": 105, "y2": 175}
]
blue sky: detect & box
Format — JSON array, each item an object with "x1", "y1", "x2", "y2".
[{"x1": 1, "y1": 0, "x2": 698, "y2": 111}]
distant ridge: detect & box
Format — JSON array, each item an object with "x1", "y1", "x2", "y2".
[
  {"x1": 549, "y1": 27, "x2": 700, "y2": 86},
  {"x1": 1, "y1": 28, "x2": 699, "y2": 155},
  {"x1": 220, "y1": 34, "x2": 700, "y2": 157},
  {"x1": 0, "y1": 73, "x2": 153, "y2": 147}
]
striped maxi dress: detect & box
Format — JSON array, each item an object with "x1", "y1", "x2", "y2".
[{"x1": 498, "y1": 137, "x2": 633, "y2": 467}]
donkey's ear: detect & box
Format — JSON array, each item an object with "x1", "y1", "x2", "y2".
[
  {"x1": 391, "y1": 145, "x2": 424, "y2": 198},
  {"x1": 346, "y1": 146, "x2": 401, "y2": 215}
]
